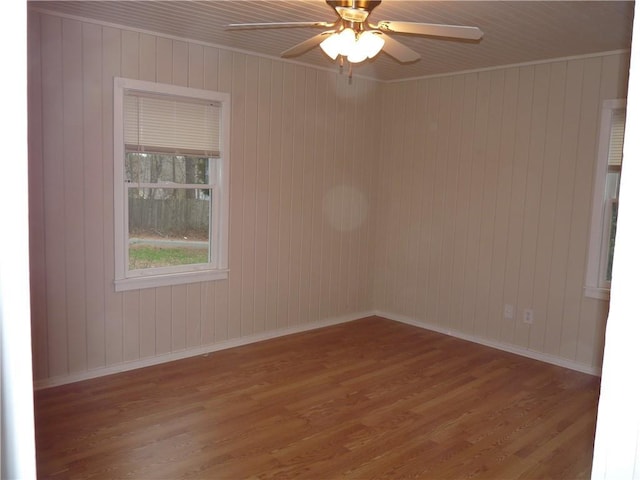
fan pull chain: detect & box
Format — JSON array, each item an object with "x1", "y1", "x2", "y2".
[{"x1": 336, "y1": 57, "x2": 353, "y2": 85}]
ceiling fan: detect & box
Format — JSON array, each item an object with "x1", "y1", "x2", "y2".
[{"x1": 228, "y1": 0, "x2": 483, "y2": 65}]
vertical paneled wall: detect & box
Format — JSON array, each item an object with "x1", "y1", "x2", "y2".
[
  {"x1": 28, "y1": 11, "x2": 380, "y2": 383},
  {"x1": 29, "y1": 9, "x2": 630, "y2": 383},
  {"x1": 373, "y1": 53, "x2": 630, "y2": 370}
]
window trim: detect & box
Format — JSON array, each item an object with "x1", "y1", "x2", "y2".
[
  {"x1": 113, "y1": 77, "x2": 230, "y2": 292},
  {"x1": 585, "y1": 99, "x2": 625, "y2": 300}
]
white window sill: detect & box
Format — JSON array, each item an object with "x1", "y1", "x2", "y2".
[
  {"x1": 584, "y1": 286, "x2": 611, "y2": 301},
  {"x1": 115, "y1": 269, "x2": 229, "y2": 292}
]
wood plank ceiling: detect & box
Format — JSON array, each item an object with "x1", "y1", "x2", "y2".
[{"x1": 28, "y1": 0, "x2": 634, "y2": 82}]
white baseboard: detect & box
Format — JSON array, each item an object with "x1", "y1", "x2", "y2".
[
  {"x1": 374, "y1": 310, "x2": 602, "y2": 376},
  {"x1": 34, "y1": 309, "x2": 600, "y2": 389},
  {"x1": 34, "y1": 311, "x2": 375, "y2": 390}
]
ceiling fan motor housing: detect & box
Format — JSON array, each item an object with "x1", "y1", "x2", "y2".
[{"x1": 326, "y1": 0, "x2": 382, "y2": 11}]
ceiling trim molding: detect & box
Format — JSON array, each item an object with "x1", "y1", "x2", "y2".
[{"x1": 383, "y1": 49, "x2": 631, "y2": 84}]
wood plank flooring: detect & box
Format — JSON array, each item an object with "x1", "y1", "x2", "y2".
[{"x1": 34, "y1": 316, "x2": 600, "y2": 479}]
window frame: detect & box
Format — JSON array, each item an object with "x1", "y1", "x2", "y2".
[
  {"x1": 113, "y1": 77, "x2": 230, "y2": 292},
  {"x1": 585, "y1": 99, "x2": 625, "y2": 300}
]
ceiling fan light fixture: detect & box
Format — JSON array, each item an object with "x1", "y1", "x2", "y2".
[
  {"x1": 320, "y1": 28, "x2": 357, "y2": 60},
  {"x1": 347, "y1": 31, "x2": 385, "y2": 63},
  {"x1": 347, "y1": 48, "x2": 368, "y2": 64},
  {"x1": 321, "y1": 28, "x2": 385, "y2": 63},
  {"x1": 360, "y1": 31, "x2": 385, "y2": 58},
  {"x1": 337, "y1": 28, "x2": 357, "y2": 56},
  {"x1": 346, "y1": 34, "x2": 369, "y2": 63},
  {"x1": 319, "y1": 31, "x2": 342, "y2": 60}
]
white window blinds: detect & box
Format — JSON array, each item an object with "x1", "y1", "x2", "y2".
[
  {"x1": 608, "y1": 108, "x2": 626, "y2": 167},
  {"x1": 124, "y1": 92, "x2": 221, "y2": 156}
]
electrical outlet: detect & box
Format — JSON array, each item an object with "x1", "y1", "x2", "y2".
[
  {"x1": 524, "y1": 309, "x2": 534, "y2": 324},
  {"x1": 503, "y1": 304, "x2": 514, "y2": 320}
]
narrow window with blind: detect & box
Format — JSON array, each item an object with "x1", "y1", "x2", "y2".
[
  {"x1": 585, "y1": 99, "x2": 626, "y2": 299},
  {"x1": 113, "y1": 77, "x2": 230, "y2": 291}
]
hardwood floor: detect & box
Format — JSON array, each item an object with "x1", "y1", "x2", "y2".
[{"x1": 34, "y1": 316, "x2": 600, "y2": 479}]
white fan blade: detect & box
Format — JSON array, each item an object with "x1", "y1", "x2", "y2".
[
  {"x1": 376, "y1": 21, "x2": 483, "y2": 40},
  {"x1": 227, "y1": 21, "x2": 334, "y2": 30},
  {"x1": 281, "y1": 31, "x2": 334, "y2": 58},
  {"x1": 379, "y1": 33, "x2": 420, "y2": 63}
]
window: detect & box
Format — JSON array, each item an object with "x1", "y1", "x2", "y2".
[
  {"x1": 585, "y1": 99, "x2": 626, "y2": 299},
  {"x1": 113, "y1": 77, "x2": 230, "y2": 291}
]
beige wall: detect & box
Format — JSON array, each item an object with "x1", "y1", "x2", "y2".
[
  {"x1": 28, "y1": 11, "x2": 380, "y2": 383},
  {"x1": 373, "y1": 53, "x2": 630, "y2": 371},
  {"x1": 28, "y1": 9, "x2": 630, "y2": 384}
]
